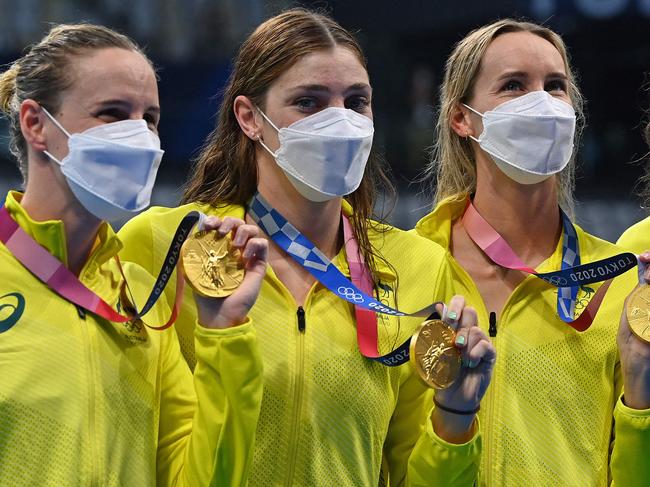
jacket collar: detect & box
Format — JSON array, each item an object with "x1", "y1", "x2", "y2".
[
  {"x1": 415, "y1": 192, "x2": 569, "y2": 273},
  {"x1": 415, "y1": 194, "x2": 469, "y2": 250},
  {"x1": 4, "y1": 191, "x2": 122, "y2": 270}
]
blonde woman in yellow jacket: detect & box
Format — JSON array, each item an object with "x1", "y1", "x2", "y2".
[
  {"x1": 119, "y1": 8, "x2": 496, "y2": 486},
  {"x1": 414, "y1": 19, "x2": 650, "y2": 486},
  {"x1": 0, "y1": 24, "x2": 269, "y2": 486}
]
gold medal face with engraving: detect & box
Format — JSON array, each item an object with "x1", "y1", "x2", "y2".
[
  {"x1": 180, "y1": 231, "x2": 245, "y2": 298},
  {"x1": 626, "y1": 285, "x2": 650, "y2": 343},
  {"x1": 410, "y1": 319, "x2": 462, "y2": 389}
]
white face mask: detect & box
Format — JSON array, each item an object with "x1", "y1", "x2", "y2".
[
  {"x1": 42, "y1": 107, "x2": 164, "y2": 221},
  {"x1": 256, "y1": 107, "x2": 374, "y2": 202},
  {"x1": 464, "y1": 91, "x2": 576, "y2": 185}
]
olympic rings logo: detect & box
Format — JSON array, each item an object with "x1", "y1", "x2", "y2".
[
  {"x1": 546, "y1": 276, "x2": 568, "y2": 286},
  {"x1": 337, "y1": 286, "x2": 364, "y2": 303}
]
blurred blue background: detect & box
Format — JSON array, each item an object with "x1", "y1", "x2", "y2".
[{"x1": 1, "y1": 0, "x2": 649, "y2": 240}]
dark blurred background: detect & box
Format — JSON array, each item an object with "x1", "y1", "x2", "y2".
[{"x1": 1, "y1": 0, "x2": 649, "y2": 239}]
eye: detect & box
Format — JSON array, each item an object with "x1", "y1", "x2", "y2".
[
  {"x1": 345, "y1": 95, "x2": 370, "y2": 112},
  {"x1": 143, "y1": 113, "x2": 159, "y2": 130},
  {"x1": 501, "y1": 79, "x2": 524, "y2": 92},
  {"x1": 96, "y1": 108, "x2": 128, "y2": 123},
  {"x1": 294, "y1": 97, "x2": 320, "y2": 111},
  {"x1": 545, "y1": 79, "x2": 568, "y2": 93}
]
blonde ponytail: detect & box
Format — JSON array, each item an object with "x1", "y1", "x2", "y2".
[{"x1": 0, "y1": 63, "x2": 19, "y2": 115}]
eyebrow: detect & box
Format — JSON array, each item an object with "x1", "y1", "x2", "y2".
[
  {"x1": 288, "y1": 83, "x2": 372, "y2": 93},
  {"x1": 497, "y1": 70, "x2": 568, "y2": 81},
  {"x1": 92, "y1": 99, "x2": 161, "y2": 115}
]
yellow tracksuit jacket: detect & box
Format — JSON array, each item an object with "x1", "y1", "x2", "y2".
[
  {"x1": 414, "y1": 194, "x2": 650, "y2": 487},
  {"x1": 118, "y1": 200, "x2": 482, "y2": 486},
  {"x1": 0, "y1": 191, "x2": 263, "y2": 486},
  {"x1": 618, "y1": 216, "x2": 650, "y2": 254}
]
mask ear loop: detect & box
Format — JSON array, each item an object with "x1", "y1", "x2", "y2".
[
  {"x1": 254, "y1": 106, "x2": 281, "y2": 158},
  {"x1": 461, "y1": 103, "x2": 484, "y2": 143},
  {"x1": 40, "y1": 106, "x2": 72, "y2": 165}
]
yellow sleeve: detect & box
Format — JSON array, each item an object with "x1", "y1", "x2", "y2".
[
  {"x1": 156, "y1": 319, "x2": 264, "y2": 486},
  {"x1": 610, "y1": 397, "x2": 650, "y2": 486},
  {"x1": 382, "y1": 369, "x2": 481, "y2": 486},
  {"x1": 386, "y1": 257, "x2": 481, "y2": 486}
]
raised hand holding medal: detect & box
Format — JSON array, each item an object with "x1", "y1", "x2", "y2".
[
  {"x1": 424, "y1": 297, "x2": 496, "y2": 442},
  {"x1": 619, "y1": 251, "x2": 650, "y2": 410},
  {"x1": 185, "y1": 216, "x2": 268, "y2": 329}
]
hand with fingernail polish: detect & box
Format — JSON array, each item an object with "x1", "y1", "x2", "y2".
[
  {"x1": 617, "y1": 250, "x2": 650, "y2": 410},
  {"x1": 193, "y1": 216, "x2": 269, "y2": 329},
  {"x1": 430, "y1": 295, "x2": 496, "y2": 444}
]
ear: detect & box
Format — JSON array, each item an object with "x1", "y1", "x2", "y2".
[
  {"x1": 233, "y1": 95, "x2": 263, "y2": 140},
  {"x1": 450, "y1": 102, "x2": 474, "y2": 139},
  {"x1": 19, "y1": 99, "x2": 48, "y2": 152}
]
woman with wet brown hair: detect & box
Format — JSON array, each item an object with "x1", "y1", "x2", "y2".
[
  {"x1": 415, "y1": 18, "x2": 650, "y2": 485},
  {"x1": 0, "y1": 23, "x2": 268, "y2": 486},
  {"x1": 120, "y1": 8, "x2": 496, "y2": 486}
]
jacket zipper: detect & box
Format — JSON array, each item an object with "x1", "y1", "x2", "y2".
[
  {"x1": 297, "y1": 306, "x2": 306, "y2": 332},
  {"x1": 285, "y1": 306, "x2": 307, "y2": 486},
  {"x1": 489, "y1": 311, "x2": 497, "y2": 337},
  {"x1": 76, "y1": 304, "x2": 87, "y2": 320},
  {"x1": 484, "y1": 312, "x2": 496, "y2": 487},
  {"x1": 79, "y1": 308, "x2": 98, "y2": 486}
]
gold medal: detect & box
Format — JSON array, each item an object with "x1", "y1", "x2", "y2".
[
  {"x1": 410, "y1": 319, "x2": 462, "y2": 389},
  {"x1": 626, "y1": 284, "x2": 650, "y2": 343},
  {"x1": 180, "y1": 230, "x2": 245, "y2": 298}
]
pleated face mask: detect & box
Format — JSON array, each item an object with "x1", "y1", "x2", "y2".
[
  {"x1": 464, "y1": 91, "x2": 576, "y2": 185},
  {"x1": 42, "y1": 107, "x2": 164, "y2": 221},
  {"x1": 257, "y1": 107, "x2": 374, "y2": 202}
]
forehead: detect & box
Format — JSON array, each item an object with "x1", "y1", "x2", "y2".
[
  {"x1": 480, "y1": 31, "x2": 566, "y2": 77},
  {"x1": 63, "y1": 47, "x2": 158, "y2": 106},
  {"x1": 271, "y1": 46, "x2": 369, "y2": 90}
]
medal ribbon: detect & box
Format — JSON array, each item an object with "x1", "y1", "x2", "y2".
[
  {"x1": 248, "y1": 193, "x2": 441, "y2": 366},
  {"x1": 462, "y1": 201, "x2": 635, "y2": 330},
  {"x1": 0, "y1": 206, "x2": 202, "y2": 330}
]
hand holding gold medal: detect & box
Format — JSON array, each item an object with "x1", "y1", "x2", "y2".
[
  {"x1": 182, "y1": 216, "x2": 268, "y2": 329},
  {"x1": 414, "y1": 296, "x2": 496, "y2": 440},
  {"x1": 618, "y1": 252, "x2": 650, "y2": 410}
]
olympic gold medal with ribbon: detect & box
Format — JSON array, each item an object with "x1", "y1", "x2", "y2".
[
  {"x1": 410, "y1": 319, "x2": 462, "y2": 389},
  {"x1": 180, "y1": 230, "x2": 244, "y2": 298},
  {"x1": 626, "y1": 285, "x2": 650, "y2": 343}
]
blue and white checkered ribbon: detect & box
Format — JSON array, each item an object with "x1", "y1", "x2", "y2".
[
  {"x1": 248, "y1": 193, "x2": 441, "y2": 366},
  {"x1": 552, "y1": 211, "x2": 637, "y2": 322}
]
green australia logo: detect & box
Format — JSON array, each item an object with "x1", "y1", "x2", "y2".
[{"x1": 0, "y1": 292, "x2": 25, "y2": 333}]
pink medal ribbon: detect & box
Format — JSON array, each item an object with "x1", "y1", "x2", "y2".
[
  {"x1": 0, "y1": 206, "x2": 186, "y2": 330},
  {"x1": 461, "y1": 201, "x2": 620, "y2": 331},
  {"x1": 342, "y1": 214, "x2": 381, "y2": 357}
]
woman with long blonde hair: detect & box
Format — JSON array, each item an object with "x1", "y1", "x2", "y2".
[{"x1": 415, "y1": 18, "x2": 649, "y2": 485}]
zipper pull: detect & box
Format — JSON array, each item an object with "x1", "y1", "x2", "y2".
[
  {"x1": 489, "y1": 311, "x2": 497, "y2": 337},
  {"x1": 297, "y1": 306, "x2": 306, "y2": 333},
  {"x1": 76, "y1": 304, "x2": 87, "y2": 320}
]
